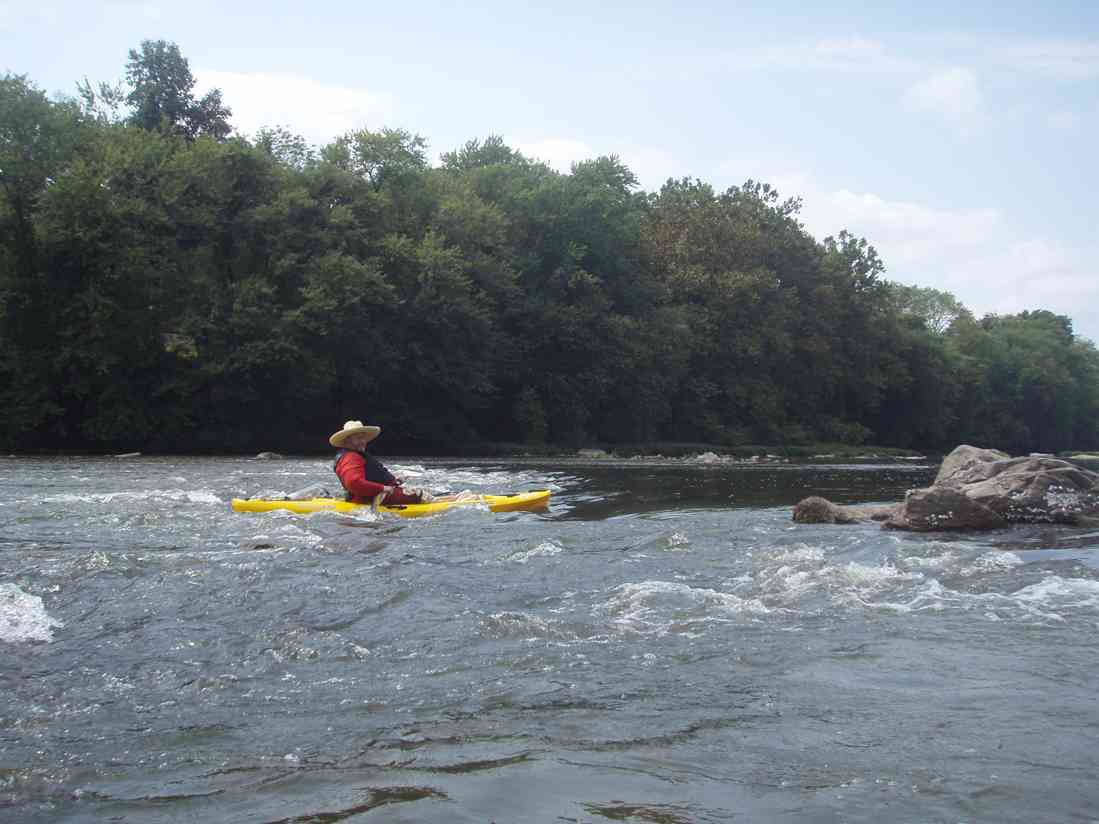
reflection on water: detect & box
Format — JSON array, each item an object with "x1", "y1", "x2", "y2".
[
  {"x1": 2, "y1": 455, "x2": 1098, "y2": 823},
  {"x1": 531, "y1": 459, "x2": 935, "y2": 519}
]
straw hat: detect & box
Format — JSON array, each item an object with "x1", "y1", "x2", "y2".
[{"x1": 329, "y1": 419, "x2": 381, "y2": 448}]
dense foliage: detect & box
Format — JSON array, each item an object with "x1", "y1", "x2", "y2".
[{"x1": 3, "y1": 45, "x2": 1098, "y2": 453}]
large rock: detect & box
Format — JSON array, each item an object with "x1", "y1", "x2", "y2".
[
  {"x1": 795, "y1": 445, "x2": 1099, "y2": 532},
  {"x1": 933, "y1": 445, "x2": 1010, "y2": 485},
  {"x1": 884, "y1": 486, "x2": 1006, "y2": 531}
]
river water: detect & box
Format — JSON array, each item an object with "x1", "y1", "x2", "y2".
[{"x1": 3, "y1": 455, "x2": 1099, "y2": 823}]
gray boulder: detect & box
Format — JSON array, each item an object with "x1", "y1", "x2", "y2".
[
  {"x1": 884, "y1": 486, "x2": 1006, "y2": 531},
  {"x1": 796, "y1": 444, "x2": 1099, "y2": 532},
  {"x1": 961, "y1": 459, "x2": 1099, "y2": 525},
  {"x1": 933, "y1": 445, "x2": 1010, "y2": 485}
]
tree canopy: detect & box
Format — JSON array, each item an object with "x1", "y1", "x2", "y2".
[
  {"x1": 1, "y1": 47, "x2": 1097, "y2": 454},
  {"x1": 124, "y1": 40, "x2": 232, "y2": 140}
]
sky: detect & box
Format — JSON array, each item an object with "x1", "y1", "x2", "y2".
[{"x1": 4, "y1": 1, "x2": 1097, "y2": 342}]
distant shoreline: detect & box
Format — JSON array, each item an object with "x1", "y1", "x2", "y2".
[
  {"x1": 3, "y1": 442, "x2": 936, "y2": 460},
  {"x1": 8, "y1": 444, "x2": 1099, "y2": 468}
]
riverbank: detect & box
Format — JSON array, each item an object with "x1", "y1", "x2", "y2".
[
  {"x1": 3, "y1": 441, "x2": 933, "y2": 461},
  {"x1": 9, "y1": 442, "x2": 1099, "y2": 469},
  {"x1": 430, "y1": 441, "x2": 935, "y2": 463}
]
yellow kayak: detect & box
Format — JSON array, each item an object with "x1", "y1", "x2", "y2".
[{"x1": 231, "y1": 490, "x2": 551, "y2": 519}]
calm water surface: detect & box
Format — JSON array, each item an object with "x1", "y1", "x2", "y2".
[{"x1": 2, "y1": 455, "x2": 1099, "y2": 823}]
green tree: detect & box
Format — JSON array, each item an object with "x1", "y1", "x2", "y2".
[
  {"x1": 254, "y1": 126, "x2": 316, "y2": 170},
  {"x1": 5, "y1": 56, "x2": 1098, "y2": 454},
  {"x1": 125, "y1": 40, "x2": 232, "y2": 140},
  {"x1": 440, "y1": 134, "x2": 518, "y2": 172},
  {"x1": 0, "y1": 75, "x2": 88, "y2": 444},
  {"x1": 943, "y1": 311, "x2": 1099, "y2": 452},
  {"x1": 322, "y1": 127, "x2": 427, "y2": 192},
  {"x1": 885, "y1": 282, "x2": 972, "y2": 335}
]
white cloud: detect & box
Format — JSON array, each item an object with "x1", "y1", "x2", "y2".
[
  {"x1": 718, "y1": 37, "x2": 916, "y2": 74},
  {"x1": 511, "y1": 137, "x2": 595, "y2": 172},
  {"x1": 0, "y1": 4, "x2": 59, "y2": 30},
  {"x1": 101, "y1": 2, "x2": 163, "y2": 21},
  {"x1": 509, "y1": 138, "x2": 698, "y2": 192},
  {"x1": 715, "y1": 151, "x2": 813, "y2": 195},
  {"x1": 195, "y1": 70, "x2": 396, "y2": 147},
  {"x1": 734, "y1": 35, "x2": 1099, "y2": 82},
  {"x1": 668, "y1": 33, "x2": 1099, "y2": 89},
  {"x1": 1048, "y1": 110, "x2": 1081, "y2": 130},
  {"x1": 807, "y1": 189, "x2": 1001, "y2": 268},
  {"x1": 995, "y1": 39, "x2": 1099, "y2": 80},
  {"x1": 791, "y1": 182, "x2": 1099, "y2": 344},
  {"x1": 904, "y1": 67, "x2": 982, "y2": 125},
  {"x1": 617, "y1": 144, "x2": 695, "y2": 191},
  {"x1": 944, "y1": 238, "x2": 1099, "y2": 342}
]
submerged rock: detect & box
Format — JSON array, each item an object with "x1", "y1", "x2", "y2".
[
  {"x1": 255, "y1": 452, "x2": 283, "y2": 460},
  {"x1": 792, "y1": 496, "x2": 898, "y2": 524},
  {"x1": 796, "y1": 444, "x2": 1099, "y2": 532}
]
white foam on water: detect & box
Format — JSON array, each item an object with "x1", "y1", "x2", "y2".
[
  {"x1": 481, "y1": 610, "x2": 585, "y2": 642},
  {"x1": 768, "y1": 568, "x2": 818, "y2": 598},
  {"x1": 388, "y1": 465, "x2": 562, "y2": 496},
  {"x1": 80, "y1": 551, "x2": 113, "y2": 572},
  {"x1": 839, "y1": 561, "x2": 923, "y2": 587},
  {"x1": 35, "y1": 488, "x2": 222, "y2": 505},
  {"x1": 666, "y1": 532, "x2": 690, "y2": 550},
  {"x1": 746, "y1": 543, "x2": 1075, "y2": 622},
  {"x1": 600, "y1": 580, "x2": 772, "y2": 636},
  {"x1": 505, "y1": 541, "x2": 564, "y2": 564},
  {"x1": 1012, "y1": 576, "x2": 1099, "y2": 609},
  {"x1": 741, "y1": 546, "x2": 969, "y2": 615},
  {"x1": 902, "y1": 551, "x2": 958, "y2": 570},
  {"x1": 754, "y1": 563, "x2": 806, "y2": 595},
  {"x1": 829, "y1": 570, "x2": 1099, "y2": 624},
  {"x1": 844, "y1": 578, "x2": 951, "y2": 613},
  {"x1": 958, "y1": 551, "x2": 1024, "y2": 577},
  {"x1": 0, "y1": 584, "x2": 63, "y2": 643},
  {"x1": 184, "y1": 491, "x2": 222, "y2": 504},
  {"x1": 251, "y1": 524, "x2": 325, "y2": 546},
  {"x1": 776, "y1": 544, "x2": 826, "y2": 563},
  {"x1": 102, "y1": 672, "x2": 135, "y2": 693}
]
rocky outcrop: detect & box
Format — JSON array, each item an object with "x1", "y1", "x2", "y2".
[
  {"x1": 931, "y1": 445, "x2": 1010, "y2": 486},
  {"x1": 883, "y1": 486, "x2": 1007, "y2": 531},
  {"x1": 792, "y1": 496, "x2": 899, "y2": 524},
  {"x1": 795, "y1": 445, "x2": 1099, "y2": 532}
]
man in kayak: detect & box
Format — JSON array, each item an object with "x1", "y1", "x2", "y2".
[{"x1": 330, "y1": 420, "x2": 426, "y2": 505}]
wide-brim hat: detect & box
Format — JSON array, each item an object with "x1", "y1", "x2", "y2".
[{"x1": 329, "y1": 420, "x2": 381, "y2": 448}]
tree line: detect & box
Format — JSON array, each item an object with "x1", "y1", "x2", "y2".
[{"x1": 2, "y1": 41, "x2": 1097, "y2": 454}]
